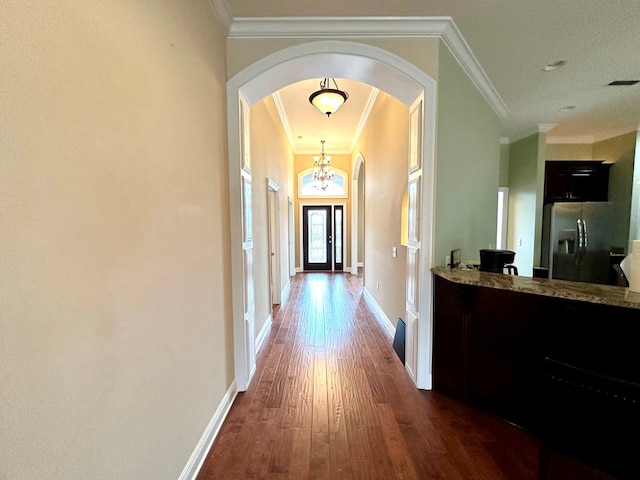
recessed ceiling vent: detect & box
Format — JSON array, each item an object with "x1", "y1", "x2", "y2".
[{"x1": 608, "y1": 80, "x2": 639, "y2": 86}]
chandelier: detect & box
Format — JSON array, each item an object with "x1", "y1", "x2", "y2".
[
  {"x1": 313, "y1": 140, "x2": 335, "y2": 190},
  {"x1": 308, "y1": 78, "x2": 348, "y2": 117}
]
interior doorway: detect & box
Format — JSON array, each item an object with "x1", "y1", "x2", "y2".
[
  {"x1": 267, "y1": 178, "x2": 281, "y2": 305},
  {"x1": 228, "y1": 40, "x2": 437, "y2": 391}
]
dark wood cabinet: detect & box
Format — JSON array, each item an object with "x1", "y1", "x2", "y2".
[
  {"x1": 433, "y1": 276, "x2": 543, "y2": 430},
  {"x1": 544, "y1": 160, "x2": 611, "y2": 203},
  {"x1": 432, "y1": 271, "x2": 640, "y2": 478},
  {"x1": 467, "y1": 286, "x2": 543, "y2": 428},
  {"x1": 432, "y1": 273, "x2": 640, "y2": 431}
]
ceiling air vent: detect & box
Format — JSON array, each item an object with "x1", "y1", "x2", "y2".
[{"x1": 608, "y1": 80, "x2": 639, "y2": 86}]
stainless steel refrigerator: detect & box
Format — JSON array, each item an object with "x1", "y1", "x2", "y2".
[{"x1": 541, "y1": 202, "x2": 614, "y2": 284}]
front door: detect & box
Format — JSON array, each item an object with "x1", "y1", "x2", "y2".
[
  {"x1": 303, "y1": 205, "x2": 332, "y2": 270},
  {"x1": 302, "y1": 205, "x2": 344, "y2": 271}
]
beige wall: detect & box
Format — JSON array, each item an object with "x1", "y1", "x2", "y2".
[
  {"x1": 1, "y1": 2, "x2": 232, "y2": 478},
  {"x1": 1, "y1": 11, "x2": 515, "y2": 477},
  {"x1": 545, "y1": 142, "x2": 594, "y2": 160},
  {"x1": 352, "y1": 92, "x2": 409, "y2": 328},
  {"x1": 249, "y1": 96, "x2": 295, "y2": 336}
]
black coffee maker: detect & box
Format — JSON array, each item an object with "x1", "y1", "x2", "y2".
[{"x1": 479, "y1": 249, "x2": 518, "y2": 275}]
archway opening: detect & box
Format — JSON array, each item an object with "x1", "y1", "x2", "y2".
[{"x1": 227, "y1": 40, "x2": 437, "y2": 390}]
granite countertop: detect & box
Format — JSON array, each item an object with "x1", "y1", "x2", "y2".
[{"x1": 432, "y1": 267, "x2": 640, "y2": 310}]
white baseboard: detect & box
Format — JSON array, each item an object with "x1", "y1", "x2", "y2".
[
  {"x1": 178, "y1": 380, "x2": 238, "y2": 480},
  {"x1": 255, "y1": 314, "x2": 272, "y2": 354},
  {"x1": 362, "y1": 287, "x2": 396, "y2": 339}
]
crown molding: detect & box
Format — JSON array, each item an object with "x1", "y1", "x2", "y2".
[
  {"x1": 207, "y1": 0, "x2": 233, "y2": 33},
  {"x1": 227, "y1": 16, "x2": 508, "y2": 119},
  {"x1": 228, "y1": 16, "x2": 452, "y2": 38},
  {"x1": 349, "y1": 88, "x2": 380, "y2": 153},
  {"x1": 271, "y1": 91, "x2": 296, "y2": 152}
]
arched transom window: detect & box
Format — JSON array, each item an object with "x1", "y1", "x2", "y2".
[{"x1": 298, "y1": 167, "x2": 349, "y2": 198}]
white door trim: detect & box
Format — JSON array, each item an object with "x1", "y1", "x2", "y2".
[
  {"x1": 267, "y1": 178, "x2": 281, "y2": 305},
  {"x1": 351, "y1": 153, "x2": 365, "y2": 275},
  {"x1": 287, "y1": 197, "x2": 296, "y2": 277}
]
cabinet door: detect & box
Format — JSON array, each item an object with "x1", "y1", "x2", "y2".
[
  {"x1": 469, "y1": 287, "x2": 544, "y2": 430},
  {"x1": 544, "y1": 161, "x2": 610, "y2": 203},
  {"x1": 544, "y1": 169, "x2": 573, "y2": 201},
  {"x1": 432, "y1": 276, "x2": 474, "y2": 399}
]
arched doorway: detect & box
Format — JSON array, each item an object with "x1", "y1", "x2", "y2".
[{"x1": 227, "y1": 40, "x2": 436, "y2": 391}]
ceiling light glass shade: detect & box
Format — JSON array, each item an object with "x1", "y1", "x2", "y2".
[{"x1": 309, "y1": 78, "x2": 348, "y2": 117}]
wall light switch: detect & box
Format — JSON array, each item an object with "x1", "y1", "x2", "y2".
[{"x1": 392, "y1": 247, "x2": 397, "y2": 258}]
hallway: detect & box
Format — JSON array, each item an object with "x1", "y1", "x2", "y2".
[{"x1": 196, "y1": 273, "x2": 596, "y2": 479}]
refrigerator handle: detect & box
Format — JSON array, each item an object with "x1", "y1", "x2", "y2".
[{"x1": 576, "y1": 218, "x2": 587, "y2": 266}]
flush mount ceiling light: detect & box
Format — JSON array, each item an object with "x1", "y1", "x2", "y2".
[
  {"x1": 542, "y1": 60, "x2": 567, "y2": 71},
  {"x1": 308, "y1": 78, "x2": 349, "y2": 117}
]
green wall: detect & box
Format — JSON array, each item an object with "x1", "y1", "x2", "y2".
[
  {"x1": 593, "y1": 131, "x2": 637, "y2": 252},
  {"x1": 434, "y1": 44, "x2": 501, "y2": 266},
  {"x1": 507, "y1": 133, "x2": 546, "y2": 276}
]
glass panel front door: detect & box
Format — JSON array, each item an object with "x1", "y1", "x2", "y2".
[
  {"x1": 302, "y1": 205, "x2": 345, "y2": 271},
  {"x1": 303, "y1": 206, "x2": 332, "y2": 270}
]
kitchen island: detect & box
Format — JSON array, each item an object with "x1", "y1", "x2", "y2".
[
  {"x1": 433, "y1": 266, "x2": 640, "y2": 309},
  {"x1": 431, "y1": 267, "x2": 639, "y2": 478}
]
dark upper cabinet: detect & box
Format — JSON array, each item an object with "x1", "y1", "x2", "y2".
[{"x1": 544, "y1": 160, "x2": 611, "y2": 203}]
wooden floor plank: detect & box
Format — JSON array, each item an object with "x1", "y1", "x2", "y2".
[{"x1": 197, "y1": 272, "x2": 614, "y2": 480}]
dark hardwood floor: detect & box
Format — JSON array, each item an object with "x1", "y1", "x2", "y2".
[{"x1": 196, "y1": 272, "x2": 615, "y2": 480}]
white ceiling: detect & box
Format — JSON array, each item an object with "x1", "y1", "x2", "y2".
[
  {"x1": 273, "y1": 78, "x2": 378, "y2": 154},
  {"x1": 224, "y1": 1, "x2": 640, "y2": 154}
]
